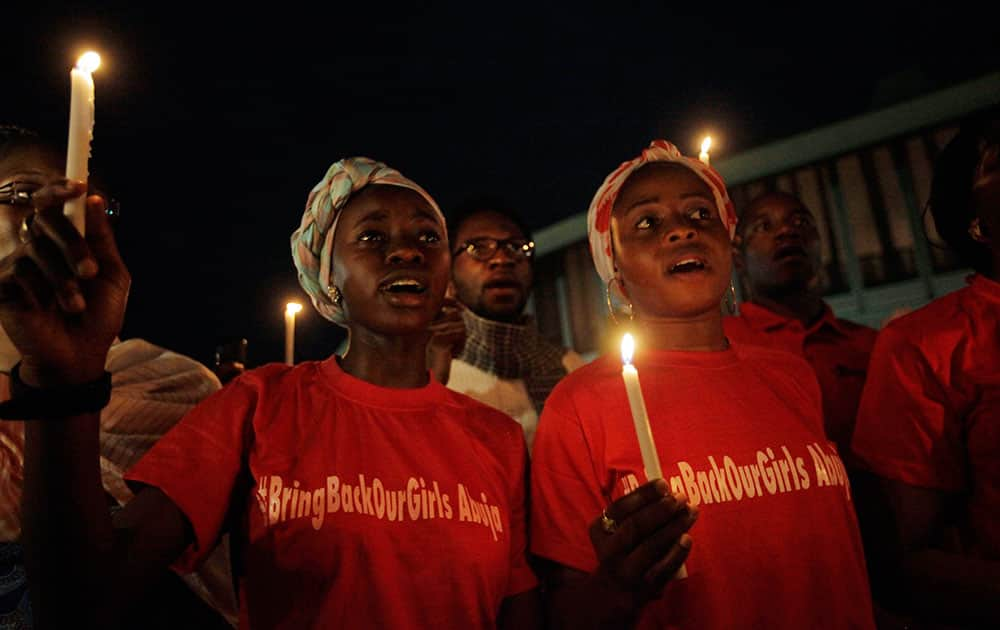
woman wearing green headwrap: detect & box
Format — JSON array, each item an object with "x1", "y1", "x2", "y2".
[{"x1": 4, "y1": 156, "x2": 541, "y2": 629}]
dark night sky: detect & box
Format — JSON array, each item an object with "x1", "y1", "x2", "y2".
[{"x1": 4, "y1": 3, "x2": 999, "y2": 368}]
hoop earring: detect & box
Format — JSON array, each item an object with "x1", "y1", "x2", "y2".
[
  {"x1": 969, "y1": 218, "x2": 987, "y2": 243},
  {"x1": 605, "y1": 276, "x2": 633, "y2": 326},
  {"x1": 723, "y1": 282, "x2": 737, "y2": 315},
  {"x1": 328, "y1": 285, "x2": 343, "y2": 306}
]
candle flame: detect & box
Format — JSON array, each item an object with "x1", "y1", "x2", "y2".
[
  {"x1": 700, "y1": 136, "x2": 712, "y2": 155},
  {"x1": 77, "y1": 51, "x2": 101, "y2": 73},
  {"x1": 285, "y1": 302, "x2": 303, "y2": 316},
  {"x1": 621, "y1": 333, "x2": 635, "y2": 366}
]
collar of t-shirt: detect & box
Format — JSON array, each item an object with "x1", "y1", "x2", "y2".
[
  {"x1": 737, "y1": 301, "x2": 848, "y2": 338},
  {"x1": 319, "y1": 356, "x2": 448, "y2": 409},
  {"x1": 968, "y1": 273, "x2": 1000, "y2": 306}
]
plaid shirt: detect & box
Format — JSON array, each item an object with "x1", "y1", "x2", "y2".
[{"x1": 455, "y1": 310, "x2": 575, "y2": 414}]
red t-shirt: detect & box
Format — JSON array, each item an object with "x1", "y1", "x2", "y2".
[
  {"x1": 531, "y1": 343, "x2": 874, "y2": 629},
  {"x1": 724, "y1": 302, "x2": 876, "y2": 457},
  {"x1": 852, "y1": 274, "x2": 1000, "y2": 560},
  {"x1": 127, "y1": 357, "x2": 537, "y2": 629}
]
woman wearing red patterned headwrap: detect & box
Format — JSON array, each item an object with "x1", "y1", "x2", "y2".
[{"x1": 530, "y1": 141, "x2": 875, "y2": 628}]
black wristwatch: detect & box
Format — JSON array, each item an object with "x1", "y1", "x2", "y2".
[{"x1": 0, "y1": 362, "x2": 112, "y2": 420}]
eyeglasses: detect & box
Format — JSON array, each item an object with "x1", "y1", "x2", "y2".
[
  {"x1": 0, "y1": 181, "x2": 34, "y2": 206},
  {"x1": 454, "y1": 237, "x2": 535, "y2": 261},
  {"x1": 0, "y1": 180, "x2": 121, "y2": 224}
]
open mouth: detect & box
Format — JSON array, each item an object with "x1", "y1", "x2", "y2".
[
  {"x1": 379, "y1": 278, "x2": 427, "y2": 294},
  {"x1": 774, "y1": 245, "x2": 808, "y2": 261},
  {"x1": 669, "y1": 258, "x2": 707, "y2": 274},
  {"x1": 483, "y1": 276, "x2": 522, "y2": 291}
]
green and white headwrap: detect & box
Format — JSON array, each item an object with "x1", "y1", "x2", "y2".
[{"x1": 290, "y1": 157, "x2": 445, "y2": 325}]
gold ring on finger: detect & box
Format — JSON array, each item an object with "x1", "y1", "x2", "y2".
[{"x1": 600, "y1": 509, "x2": 617, "y2": 534}]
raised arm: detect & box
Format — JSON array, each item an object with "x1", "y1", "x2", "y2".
[
  {"x1": 0, "y1": 184, "x2": 193, "y2": 627},
  {"x1": 425, "y1": 296, "x2": 466, "y2": 385}
]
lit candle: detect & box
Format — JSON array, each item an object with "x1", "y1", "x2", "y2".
[
  {"x1": 698, "y1": 136, "x2": 712, "y2": 166},
  {"x1": 621, "y1": 333, "x2": 663, "y2": 480},
  {"x1": 285, "y1": 302, "x2": 302, "y2": 365},
  {"x1": 65, "y1": 51, "x2": 101, "y2": 235},
  {"x1": 621, "y1": 332, "x2": 688, "y2": 579}
]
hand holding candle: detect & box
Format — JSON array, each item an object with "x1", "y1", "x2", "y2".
[
  {"x1": 65, "y1": 51, "x2": 101, "y2": 235},
  {"x1": 620, "y1": 333, "x2": 688, "y2": 579},
  {"x1": 285, "y1": 302, "x2": 302, "y2": 365}
]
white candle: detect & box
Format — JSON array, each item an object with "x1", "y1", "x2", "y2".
[
  {"x1": 65, "y1": 52, "x2": 101, "y2": 235},
  {"x1": 284, "y1": 302, "x2": 302, "y2": 365},
  {"x1": 621, "y1": 333, "x2": 687, "y2": 579},
  {"x1": 621, "y1": 333, "x2": 663, "y2": 480},
  {"x1": 698, "y1": 136, "x2": 712, "y2": 166}
]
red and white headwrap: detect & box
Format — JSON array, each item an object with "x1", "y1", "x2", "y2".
[
  {"x1": 586, "y1": 140, "x2": 737, "y2": 298},
  {"x1": 290, "y1": 157, "x2": 445, "y2": 326}
]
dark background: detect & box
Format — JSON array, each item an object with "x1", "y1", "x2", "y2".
[{"x1": 4, "y1": 3, "x2": 998, "y2": 367}]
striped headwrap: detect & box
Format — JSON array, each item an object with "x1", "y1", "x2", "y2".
[
  {"x1": 290, "y1": 157, "x2": 445, "y2": 325},
  {"x1": 586, "y1": 140, "x2": 737, "y2": 300}
]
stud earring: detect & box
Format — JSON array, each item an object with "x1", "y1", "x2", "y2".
[
  {"x1": 328, "y1": 285, "x2": 343, "y2": 306},
  {"x1": 969, "y1": 218, "x2": 988, "y2": 243}
]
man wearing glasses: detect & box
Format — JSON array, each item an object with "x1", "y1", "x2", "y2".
[{"x1": 434, "y1": 198, "x2": 584, "y2": 451}]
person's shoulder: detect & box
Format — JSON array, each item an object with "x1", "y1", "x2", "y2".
[
  {"x1": 831, "y1": 316, "x2": 878, "y2": 351},
  {"x1": 108, "y1": 338, "x2": 221, "y2": 395},
  {"x1": 441, "y1": 387, "x2": 527, "y2": 450},
  {"x1": 443, "y1": 387, "x2": 517, "y2": 425},
  {"x1": 732, "y1": 342, "x2": 821, "y2": 402},
  {"x1": 544, "y1": 355, "x2": 619, "y2": 406},
  {"x1": 233, "y1": 361, "x2": 319, "y2": 392},
  {"x1": 733, "y1": 341, "x2": 811, "y2": 372},
  {"x1": 559, "y1": 353, "x2": 618, "y2": 384},
  {"x1": 877, "y1": 288, "x2": 973, "y2": 349},
  {"x1": 722, "y1": 313, "x2": 780, "y2": 350},
  {"x1": 179, "y1": 362, "x2": 323, "y2": 433}
]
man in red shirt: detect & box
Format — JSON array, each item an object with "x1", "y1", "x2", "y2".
[{"x1": 725, "y1": 191, "x2": 876, "y2": 457}]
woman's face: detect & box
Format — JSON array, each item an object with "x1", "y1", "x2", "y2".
[
  {"x1": 331, "y1": 184, "x2": 449, "y2": 336},
  {"x1": 610, "y1": 163, "x2": 732, "y2": 319},
  {"x1": 0, "y1": 145, "x2": 62, "y2": 257}
]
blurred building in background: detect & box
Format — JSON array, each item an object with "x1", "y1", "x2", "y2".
[{"x1": 529, "y1": 72, "x2": 1000, "y2": 358}]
